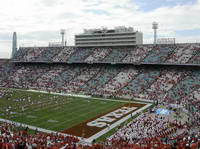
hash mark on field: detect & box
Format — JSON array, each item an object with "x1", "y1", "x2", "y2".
[
  {"x1": 27, "y1": 115, "x2": 37, "y2": 119},
  {"x1": 47, "y1": 120, "x2": 59, "y2": 123}
]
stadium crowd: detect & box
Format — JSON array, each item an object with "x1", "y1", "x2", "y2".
[
  {"x1": 0, "y1": 90, "x2": 14, "y2": 98},
  {"x1": 0, "y1": 43, "x2": 200, "y2": 148},
  {"x1": 105, "y1": 103, "x2": 200, "y2": 149},
  {"x1": 1, "y1": 64, "x2": 200, "y2": 116},
  {"x1": 12, "y1": 44, "x2": 200, "y2": 64},
  {"x1": 0, "y1": 122, "x2": 79, "y2": 149}
]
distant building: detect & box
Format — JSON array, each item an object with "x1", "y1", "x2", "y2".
[
  {"x1": 48, "y1": 42, "x2": 63, "y2": 47},
  {"x1": 75, "y1": 26, "x2": 143, "y2": 47},
  {"x1": 157, "y1": 38, "x2": 176, "y2": 45},
  {"x1": 12, "y1": 32, "x2": 17, "y2": 58}
]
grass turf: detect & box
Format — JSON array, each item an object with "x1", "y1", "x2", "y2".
[{"x1": 0, "y1": 88, "x2": 125, "y2": 132}]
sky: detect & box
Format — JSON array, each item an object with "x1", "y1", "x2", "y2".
[{"x1": 0, "y1": 0, "x2": 200, "y2": 58}]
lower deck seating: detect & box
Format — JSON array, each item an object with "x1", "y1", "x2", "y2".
[
  {"x1": 0, "y1": 62, "x2": 200, "y2": 149},
  {"x1": 0, "y1": 63, "x2": 199, "y2": 113}
]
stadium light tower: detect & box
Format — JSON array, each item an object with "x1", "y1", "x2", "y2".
[
  {"x1": 60, "y1": 29, "x2": 65, "y2": 46},
  {"x1": 152, "y1": 22, "x2": 158, "y2": 45}
]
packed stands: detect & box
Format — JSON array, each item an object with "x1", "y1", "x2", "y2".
[
  {"x1": 122, "y1": 46, "x2": 153, "y2": 63},
  {"x1": 52, "y1": 47, "x2": 76, "y2": 62},
  {"x1": 1, "y1": 43, "x2": 200, "y2": 148},
  {"x1": 13, "y1": 43, "x2": 200, "y2": 64},
  {"x1": 0, "y1": 122, "x2": 79, "y2": 149},
  {"x1": 107, "y1": 107, "x2": 200, "y2": 149},
  {"x1": 0, "y1": 60, "x2": 11, "y2": 86},
  {"x1": 84, "y1": 48, "x2": 112, "y2": 62},
  {"x1": 67, "y1": 48, "x2": 91, "y2": 63},
  {"x1": 167, "y1": 44, "x2": 195, "y2": 64},
  {"x1": 1, "y1": 64, "x2": 200, "y2": 108}
]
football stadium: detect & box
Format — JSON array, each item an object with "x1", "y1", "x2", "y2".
[
  {"x1": 0, "y1": 24, "x2": 200, "y2": 148},
  {"x1": 1, "y1": 1, "x2": 200, "y2": 145}
]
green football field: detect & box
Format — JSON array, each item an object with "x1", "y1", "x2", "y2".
[{"x1": 0, "y1": 88, "x2": 125, "y2": 132}]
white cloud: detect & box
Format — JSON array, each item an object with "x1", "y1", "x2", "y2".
[{"x1": 0, "y1": 0, "x2": 200, "y2": 58}]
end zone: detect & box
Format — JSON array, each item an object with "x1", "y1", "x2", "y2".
[{"x1": 63, "y1": 102, "x2": 152, "y2": 143}]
